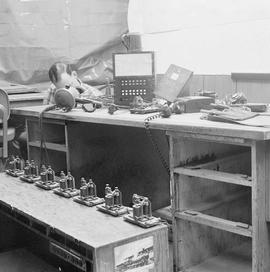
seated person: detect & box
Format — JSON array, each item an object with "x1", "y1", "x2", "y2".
[{"x1": 44, "y1": 62, "x2": 103, "y2": 105}]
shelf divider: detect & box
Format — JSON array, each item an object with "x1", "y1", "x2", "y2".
[
  {"x1": 176, "y1": 210, "x2": 252, "y2": 237},
  {"x1": 28, "y1": 141, "x2": 67, "y2": 152}
]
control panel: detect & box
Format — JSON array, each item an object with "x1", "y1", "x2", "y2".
[{"x1": 113, "y1": 52, "x2": 155, "y2": 106}]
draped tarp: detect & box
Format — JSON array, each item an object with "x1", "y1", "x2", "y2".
[
  {"x1": 128, "y1": 0, "x2": 270, "y2": 74},
  {"x1": 0, "y1": 0, "x2": 129, "y2": 85}
]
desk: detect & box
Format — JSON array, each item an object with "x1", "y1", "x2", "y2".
[
  {"x1": 163, "y1": 114, "x2": 270, "y2": 272},
  {"x1": 0, "y1": 174, "x2": 169, "y2": 271},
  {"x1": 10, "y1": 106, "x2": 270, "y2": 271}
]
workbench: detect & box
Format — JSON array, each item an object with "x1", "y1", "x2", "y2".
[
  {"x1": 10, "y1": 105, "x2": 270, "y2": 272},
  {"x1": 0, "y1": 173, "x2": 169, "y2": 272},
  {"x1": 11, "y1": 105, "x2": 170, "y2": 210}
]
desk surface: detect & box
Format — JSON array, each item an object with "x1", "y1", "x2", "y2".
[
  {"x1": 11, "y1": 105, "x2": 270, "y2": 140},
  {"x1": 9, "y1": 93, "x2": 45, "y2": 102},
  {"x1": 0, "y1": 174, "x2": 165, "y2": 249},
  {"x1": 9, "y1": 93, "x2": 45, "y2": 108}
]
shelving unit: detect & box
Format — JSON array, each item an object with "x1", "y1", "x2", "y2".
[
  {"x1": 26, "y1": 118, "x2": 70, "y2": 173},
  {"x1": 168, "y1": 133, "x2": 270, "y2": 272}
]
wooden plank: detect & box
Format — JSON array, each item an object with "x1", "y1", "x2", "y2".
[
  {"x1": 11, "y1": 106, "x2": 270, "y2": 140},
  {"x1": 167, "y1": 131, "x2": 249, "y2": 146},
  {"x1": 174, "y1": 168, "x2": 252, "y2": 187},
  {"x1": 26, "y1": 119, "x2": 30, "y2": 164},
  {"x1": 176, "y1": 210, "x2": 252, "y2": 237},
  {"x1": 151, "y1": 114, "x2": 270, "y2": 141},
  {"x1": 8, "y1": 93, "x2": 44, "y2": 102},
  {"x1": 251, "y1": 141, "x2": 270, "y2": 271},
  {"x1": 266, "y1": 141, "x2": 270, "y2": 222},
  {"x1": 169, "y1": 135, "x2": 179, "y2": 271},
  {"x1": 64, "y1": 124, "x2": 70, "y2": 172},
  {"x1": 8, "y1": 93, "x2": 44, "y2": 108}
]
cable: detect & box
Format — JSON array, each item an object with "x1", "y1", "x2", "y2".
[
  {"x1": 39, "y1": 104, "x2": 57, "y2": 166},
  {"x1": 144, "y1": 113, "x2": 170, "y2": 175}
]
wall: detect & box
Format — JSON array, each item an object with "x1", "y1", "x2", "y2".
[{"x1": 188, "y1": 74, "x2": 270, "y2": 102}]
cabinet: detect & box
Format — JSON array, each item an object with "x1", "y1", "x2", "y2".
[
  {"x1": 168, "y1": 131, "x2": 270, "y2": 272},
  {"x1": 26, "y1": 118, "x2": 70, "y2": 173}
]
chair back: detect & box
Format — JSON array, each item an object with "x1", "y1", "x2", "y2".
[
  {"x1": 0, "y1": 88, "x2": 10, "y2": 158},
  {"x1": 0, "y1": 88, "x2": 10, "y2": 120}
]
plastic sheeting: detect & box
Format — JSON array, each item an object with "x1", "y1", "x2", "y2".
[
  {"x1": 0, "y1": 0, "x2": 129, "y2": 85},
  {"x1": 128, "y1": 0, "x2": 270, "y2": 74}
]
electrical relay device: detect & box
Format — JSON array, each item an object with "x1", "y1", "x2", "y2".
[
  {"x1": 73, "y1": 178, "x2": 104, "y2": 207},
  {"x1": 124, "y1": 194, "x2": 161, "y2": 228},
  {"x1": 53, "y1": 171, "x2": 79, "y2": 198},
  {"x1": 97, "y1": 184, "x2": 128, "y2": 216}
]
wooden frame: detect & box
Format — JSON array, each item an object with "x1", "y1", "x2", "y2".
[{"x1": 168, "y1": 131, "x2": 270, "y2": 272}]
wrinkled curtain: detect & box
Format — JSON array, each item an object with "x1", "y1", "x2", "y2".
[
  {"x1": 128, "y1": 0, "x2": 270, "y2": 74},
  {"x1": 0, "y1": 0, "x2": 129, "y2": 84}
]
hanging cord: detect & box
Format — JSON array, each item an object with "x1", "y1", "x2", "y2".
[
  {"x1": 144, "y1": 113, "x2": 170, "y2": 175},
  {"x1": 39, "y1": 105, "x2": 57, "y2": 166}
]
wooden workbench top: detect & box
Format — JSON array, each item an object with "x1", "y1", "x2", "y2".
[
  {"x1": 11, "y1": 105, "x2": 270, "y2": 140},
  {"x1": 9, "y1": 93, "x2": 45, "y2": 102},
  {"x1": 0, "y1": 174, "x2": 165, "y2": 249}
]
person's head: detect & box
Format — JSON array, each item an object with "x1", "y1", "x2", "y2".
[{"x1": 48, "y1": 62, "x2": 80, "y2": 89}]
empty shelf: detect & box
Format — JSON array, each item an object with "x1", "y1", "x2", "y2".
[{"x1": 176, "y1": 210, "x2": 252, "y2": 237}]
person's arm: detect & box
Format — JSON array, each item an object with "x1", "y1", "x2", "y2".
[{"x1": 80, "y1": 83, "x2": 104, "y2": 97}]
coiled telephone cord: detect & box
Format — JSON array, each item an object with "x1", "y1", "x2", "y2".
[{"x1": 144, "y1": 113, "x2": 170, "y2": 175}]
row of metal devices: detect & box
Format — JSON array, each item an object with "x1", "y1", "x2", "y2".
[{"x1": 5, "y1": 156, "x2": 161, "y2": 228}]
